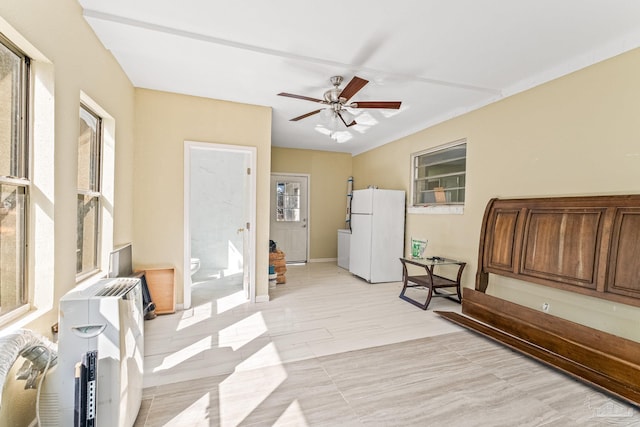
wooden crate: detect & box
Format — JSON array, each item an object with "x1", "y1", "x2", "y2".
[
  {"x1": 269, "y1": 249, "x2": 287, "y2": 284},
  {"x1": 144, "y1": 267, "x2": 175, "y2": 314}
]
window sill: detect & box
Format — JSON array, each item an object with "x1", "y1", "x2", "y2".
[
  {"x1": 408, "y1": 205, "x2": 464, "y2": 215},
  {"x1": 0, "y1": 304, "x2": 31, "y2": 329},
  {"x1": 0, "y1": 271, "x2": 110, "y2": 332},
  {"x1": 76, "y1": 270, "x2": 109, "y2": 289}
]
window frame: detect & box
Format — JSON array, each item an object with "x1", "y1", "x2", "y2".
[
  {"x1": 76, "y1": 103, "x2": 103, "y2": 280},
  {"x1": 275, "y1": 180, "x2": 301, "y2": 222},
  {"x1": 0, "y1": 33, "x2": 30, "y2": 317},
  {"x1": 409, "y1": 139, "x2": 467, "y2": 215}
]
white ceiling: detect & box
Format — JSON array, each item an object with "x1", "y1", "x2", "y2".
[{"x1": 77, "y1": 0, "x2": 640, "y2": 155}]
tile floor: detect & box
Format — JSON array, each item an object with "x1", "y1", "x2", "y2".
[
  {"x1": 134, "y1": 262, "x2": 640, "y2": 426},
  {"x1": 140, "y1": 262, "x2": 463, "y2": 389}
]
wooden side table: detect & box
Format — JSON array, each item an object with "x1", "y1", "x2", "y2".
[{"x1": 399, "y1": 257, "x2": 466, "y2": 310}]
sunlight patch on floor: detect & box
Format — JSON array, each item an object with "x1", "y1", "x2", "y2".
[
  {"x1": 218, "y1": 311, "x2": 267, "y2": 351},
  {"x1": 219, "y1": 342, "x2": 287, "y2": 427},
  {"x1": 234, "y1": 341, "x2": 284, "y2": 372},
  {"x1": 273, "y1": 400, "x2": 309, "y2": 427},
  {"x1": 216, "y1": 290, "x2": 247, "y2": 314},
  {"x1": 177, "y1": 301, "x2": 213, "y2": 331},
  {"x1": 164, "y1": 392, "x2": 211, "y2": 427},
  {"x1": 153, "y1": 336, "x2": 213, "y2": 372}
]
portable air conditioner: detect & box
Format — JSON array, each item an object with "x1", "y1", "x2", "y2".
[{"x1": 40, "y1": 277, "x2": 144, "y2": 427}]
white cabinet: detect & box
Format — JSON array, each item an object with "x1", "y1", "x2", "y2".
[{"x1": 337, "y1": 229, "x2": 351, "y2": 270}]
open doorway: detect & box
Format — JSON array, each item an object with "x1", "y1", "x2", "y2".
[{"x1": 183, "y1": 141, "x2": 256, "y2": 309}]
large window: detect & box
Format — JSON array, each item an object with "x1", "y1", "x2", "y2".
[
  {"x1": 412, "y1": 140, "x2": 466, "y2": 208},
  {"x1": 77, "y1": 105, "x2": 102, "y2": 277},
  {"x1": 0, "y1": 34, "x2": 29, "y2": 316}
]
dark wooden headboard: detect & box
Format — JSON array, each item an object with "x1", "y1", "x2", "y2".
[
  {"x1": 476, "y1": 195, "x2": 640, "y2": 307},
  {"x1": 437, "y1": 195, "x2": 640, "y2": 407}
]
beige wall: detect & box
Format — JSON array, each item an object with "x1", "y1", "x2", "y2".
[
  {"x1": 271, "y1": 147, "x2": 352, "y2": 259},
  {"x1": 134, "y1": 89, "x2": 272, "y2": 303},
  {"x1": 0, "y1": 1, "x2": 135, "y2": 425},
  {"x1": 1, "y1": 0, "x2": 638, "y2": 422},
  {"x1": 354, "y1": 48, "x2": 640, "y2": 341},
  {"x1": 1, "y1": 0, "x2": 136, "y2": 323}
]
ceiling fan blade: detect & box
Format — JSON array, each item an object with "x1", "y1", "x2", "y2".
[
  {"x1": 352, "y1": 101, "x2": 402, "y2": 109},
  {"x1": 337, "y1": 111, "x2": 357, "y2": 127},
  {"x1": 338, "y1": 76, "x2": 368, "y2": 102},
  {"x1": 290, "y1": 109, "x2": 322, "y2": 121},
  {"x1": 278, "y1": 93, "x2": 325, "y2": 104}
]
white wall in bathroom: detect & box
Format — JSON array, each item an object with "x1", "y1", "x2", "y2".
[{"x1": 190, "y1": 149, "x2": 248, "y2": 279}]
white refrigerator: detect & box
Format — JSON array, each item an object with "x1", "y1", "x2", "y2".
[{"x1": 349, "y1": 188, "x2": 405, "y2": 283}]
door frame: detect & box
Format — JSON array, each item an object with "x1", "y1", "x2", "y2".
[
  {"x1": 183, "y1": 141, "x2": 257, "y2": 309},
  {"x1": 270, "y1": 172, "x2": 311, "y2": 263}
]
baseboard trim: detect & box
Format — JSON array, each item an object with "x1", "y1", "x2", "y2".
[
  {"x1": 309, "y1": 258, "x2": 337, "y2": 263},
  {"x1": 255, "y1": 294, "x2": 270, "y2": 303}
]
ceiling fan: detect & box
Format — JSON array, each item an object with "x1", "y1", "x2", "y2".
[{"x1": 278, "y1": 76, "x2": 401, "y2": 128}]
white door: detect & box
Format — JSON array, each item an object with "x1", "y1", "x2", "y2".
[
  {"x1": 270, "y1": 174, "x2": 309, "y2": 263},
  {"x1": 184, "y1": 142, "x2": 256, "y2": 308}
]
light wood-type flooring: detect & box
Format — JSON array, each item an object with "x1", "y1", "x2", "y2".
[{"x1": 134, "y1": 262, "x2": 640, "y2": 426}]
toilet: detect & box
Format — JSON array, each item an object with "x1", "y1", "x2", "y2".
[{"x1": 190, "y1": 258, "x2": 201, "y2": 276}]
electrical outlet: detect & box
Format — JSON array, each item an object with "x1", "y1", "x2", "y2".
[{"x1": 542, "y1": 302, "x2": 550, "y2": 312}]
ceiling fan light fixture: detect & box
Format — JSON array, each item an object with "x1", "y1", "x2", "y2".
[
  {"x1": 324, "y1": 87, "x2": 342, "y2": 103},
  {"x1": 343, "y1": 106, "x2": 359, "y2": 115},
  {"x1": 320, "y1": 108, "x2": 333, "y2": 122},
  {"x1": 340, "y1": 110, "x2": 355, "y2": 126},
  {"x1": 328, "y1": 113, "x2": 341, "y2": 132},
  {"x1": 329, "y1": 76, "x2": 343, "y2": 87},
  {"x1": 279, "y1": 75, "x2": 401, "y2": 138},
  {"x1": 319, "y1": 109, "x2": 341, "y2": 132}
]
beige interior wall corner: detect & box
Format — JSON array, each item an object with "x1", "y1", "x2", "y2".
[
  {"x1": 1, "y1": 0, "x2": 137, "y2": 324},
  {"x1": 353, "y1": 47, "x2": 640, "y2": 341},
  {"x1": 0, "y1": 0, "x2": 136, "y2": 425},
  {"x1": 271, "y1": 147, "x2": 353, "y2": 259},
  {"x1": 133, "y1": 88, "x2": 272, "y2": 303}
]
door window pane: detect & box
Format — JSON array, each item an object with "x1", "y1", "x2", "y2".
[{"x1": 276, "y1": 181, "x2": 300, "y2": 222}]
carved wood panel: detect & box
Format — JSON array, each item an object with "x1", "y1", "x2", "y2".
[
  {"x1": 607, "y1": 209, "x2": 640, "y2": 298},
  {"x1": 520, "y1": 209, "x2": 603, "y2": 289},
  {"x1": 476, "y1": 195, "x2": 640, "y2": 307},
  {"x1": 485, "y1": 208, "x2": 520, "y2": 272}
]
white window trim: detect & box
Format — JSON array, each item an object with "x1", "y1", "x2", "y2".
[
  {"x1": 409, "y1": 138, "x2": 466, "y2": 215},
  {"x1": 78, "y1": 92, "x2": 115, "y2": 284},
  {"x1": 408, "y1": 204, "x2": 464, "y2": 215},
  {"x1": 0, "y1": 19, "x2": 116, "y2": 330},
  {"x1": 0, "y1": 16, "x2": 55, "y2": 328}
]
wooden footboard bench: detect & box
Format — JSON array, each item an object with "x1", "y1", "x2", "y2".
[{"x1": 437, "y1": 195, "x2": 640, "y2": 406}]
